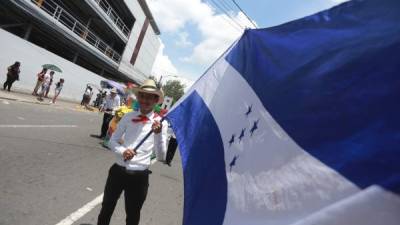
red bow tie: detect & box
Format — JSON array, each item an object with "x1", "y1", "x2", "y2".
[{"x1": 132, "y1": 115, "x2": 149, "y2": 124}]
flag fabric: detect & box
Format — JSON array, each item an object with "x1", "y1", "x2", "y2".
[{"x1": 166, "y1": 0, "x2": 400, "y2": 224}]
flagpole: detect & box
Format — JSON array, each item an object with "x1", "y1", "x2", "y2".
[{"x1": 124, "y1": 117, "x2": 166, "y2": 161}]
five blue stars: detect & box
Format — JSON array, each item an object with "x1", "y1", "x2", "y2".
[{"x1": 227, "y1": 104, "x2": 260, "y2": 172}]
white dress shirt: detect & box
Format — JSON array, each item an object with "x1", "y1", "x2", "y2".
[
  {"x1": 109, "y1": 111, "x2": 168, "y2": 171},
  {"x1": 84, "y1": 89, "x2": 91, "y2": 96},
  {"x1": 102, "y1": 94, "x2": 121, "y2": 114},
  {"x1": 43, "y1": 73, "x2": 51, "y2": 86}
]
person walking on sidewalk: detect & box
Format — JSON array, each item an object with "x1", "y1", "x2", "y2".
[
  {"x1": 37, "y1": 71, "x2": 54, "y2": 101},
  {"x1": 81, "y1": 86, "x2": 93, "y2": 106},
  {"x1": 98, "y1": 88, "x2": 120, "y2": 139},
  {"x1": 44, "y1": 72, "x2": 54, "y2": 98},
  {"x1": 3, "y1": 61, "x2": 20, "y2": 92},
  {"x1": 32, "y1": 68, "x2": 47, "y2": 95},
  {"x1": 165, "y1": 126, "x2": 178, "y2": 167},
  {"x1": 97, "y1": 79, "x2": 167, "y2": 225},
  {"x1": 51, "y1": 78, "x2": 64, "y2": 104}
]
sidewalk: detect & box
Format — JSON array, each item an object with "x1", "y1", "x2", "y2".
[{"x1": 0, "y1": 89, "x2": 98, "y2": 113}]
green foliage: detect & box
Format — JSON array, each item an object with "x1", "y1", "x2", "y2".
[{"x1": 162, "y1": 80, "x2": 185, "y2": 104}]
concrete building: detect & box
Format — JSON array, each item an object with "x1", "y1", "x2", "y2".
[{"x1": 0, "y1": 0, "x2": 161, "y2": 101}]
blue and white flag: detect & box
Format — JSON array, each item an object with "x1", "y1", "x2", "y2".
[{"x1": 166, "y1": 0, "x2": 400, "y2": 224}]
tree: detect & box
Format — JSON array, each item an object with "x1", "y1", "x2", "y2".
[{"x1": 162, "y1": 80, "x2": 185, "y2": 104}]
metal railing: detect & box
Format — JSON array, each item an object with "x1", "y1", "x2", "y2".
[
  {"x1": 31, "y1": 0, "x2": 121, "y2": 63},
  {"x1": 93, "y1": 0, "x2": 131, "y2": 37}
]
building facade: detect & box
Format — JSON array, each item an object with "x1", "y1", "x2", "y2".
[{"x1": 0, "y1": 0, "x2": 160, "y2": 100}]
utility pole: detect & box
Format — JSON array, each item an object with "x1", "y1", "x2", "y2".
[
  {"x1": 157, "y1": 75, "x2": 163, "y2": 88},
  {"x1": 232, "y1": 0, "x2": 258, "y2": 28}
]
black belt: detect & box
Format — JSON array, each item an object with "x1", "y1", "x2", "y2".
[{"x1": 114, "y1": 164, "x2": 152, "y2": 175}]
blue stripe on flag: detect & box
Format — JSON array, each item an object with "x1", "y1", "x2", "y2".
[
  {"x1": 167, "y1": 91, "x2": 227, "y2": 225},
  {"x1": 226, "y1": 0, "x2": 400, "y2": 193}
]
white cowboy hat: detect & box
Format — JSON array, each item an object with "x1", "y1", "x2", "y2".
[
  {"x1": 110, "y1": 88, "x2": 118, "y2": 94},
  {"x1": 132, "y1": 79, "x2": 164, "y2": 104}
]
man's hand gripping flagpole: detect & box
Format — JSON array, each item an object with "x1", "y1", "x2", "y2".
[{"x1": 123, "y1": 117, "x2": 166, "y2": 162}]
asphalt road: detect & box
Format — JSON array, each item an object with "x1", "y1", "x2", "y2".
[{"x1": 0, "y1": 99, "x2": 183, "y2": 225}]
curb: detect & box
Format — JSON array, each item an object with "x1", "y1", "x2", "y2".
[
  {"x1": 0, "y1": 96, "x2": 97, "y2": 113},
  {"x1": 0, "y1": 96, "x2": 50, "y2": 105},
  {"x1": 0, "y1": 96, "x2": 18, "y2": 101}
]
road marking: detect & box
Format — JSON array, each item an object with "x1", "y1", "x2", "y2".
[
  {"x1": 2, "y1": 100, "x2": 10, "y2": 104},
  {"x1": 55, "y1": 193, "x2": 104, "y2": 225},
  {"x1": 54, "y1": 160, "x2": 158, "y2": 225},
  {"x1": 17, "y1": 117, "x2": 25, "y2": 120},
  {"x1": 0, "y1": 125, "x2": 77, "y2": 128}
]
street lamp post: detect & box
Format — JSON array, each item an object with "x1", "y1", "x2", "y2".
[
  {"x1": 157, "y1": 75, "x2": 179, "y2": 88},
  {"x1": 157, "y1": 75, "x2": 163, "y2": 88}
]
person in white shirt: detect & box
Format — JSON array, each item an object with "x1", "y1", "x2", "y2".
[
  {"x1": 37, "y1": 71, "x2": 54, "y2": 101},
  {"x1": 81, "y1": 86, "x2": 92, "y2": 105},
  {"x1": 98, "y1": 88, "x2": 121, "y2": 139},
  {"x1": 97, "y1": 79, "x2": 167, "y2": 225}
]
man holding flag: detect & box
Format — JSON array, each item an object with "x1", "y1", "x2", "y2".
[
  {"x1": 166, "y1": 0, "x2": 400, "y2": 224},
  {"x1": 97, "y1": 79, "x2": 168, "y2": 225}
]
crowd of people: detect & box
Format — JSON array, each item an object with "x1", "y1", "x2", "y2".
[
  {"x1": 2, "y1": 61, "x2": 65, "y2": 104},
  {"x1": 79, "y1": 85, "x2": 109, "y2": 109},
  {"x1": 4, "y1": 62, "x2": 178, "y2": 225}
]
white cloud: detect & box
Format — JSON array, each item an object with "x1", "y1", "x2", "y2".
[
  {"x1": 147, "y1": 0, "x2": 212, "y2": 33},
  {"x1": 151, "y1": 41, "x2": 178, "y2": 77},
  {"x1": 175, "y1": 32, "x2": 193, "y2": 47},
  {"x1": 183, "y1": 11, "x2": 255, "y2": 66},
  {"x1": 148, "y1": 0, "x2": 256, "y2": 68},
  {"x1": 151, "y1": 41, "x2": 194, "y2": 90},
  {"x1": 330, "y1": 0, "x2": 348, "y2": 3}
]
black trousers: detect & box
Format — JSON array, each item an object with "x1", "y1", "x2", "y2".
[
  {"x1": 100, "y1": 113, "x2": 113, "y2": 138},
  {"x1": 3, "y1": 77, "x2": 16, "y2": 91},
  {"x1": 98, "y1": 164, "x2": 149, "y2": 225},
  {"x1": 166, "y1": 137, "x2": 178, "y2": 165}
]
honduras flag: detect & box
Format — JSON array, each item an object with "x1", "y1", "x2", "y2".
[{"x1": 166, "y1": 0, "x2": 400, "y2": 224}]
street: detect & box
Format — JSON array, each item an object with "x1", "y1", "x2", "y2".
[{"x1": 0, "y1": 99, "x2": 183, "y2": 225}]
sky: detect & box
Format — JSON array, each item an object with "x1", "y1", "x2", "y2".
[{"x1": 148, "y1": 0, "x2": 349, "y2": 88}]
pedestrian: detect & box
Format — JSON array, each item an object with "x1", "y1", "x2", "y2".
[
  {"x1": 87, "y1": 87, "x2": 94, "y2": 105},
  {"x1": 37, "y1": 71, "x2": 54, "y2": 101},
  {"x1": 97, "y1": 79, "x2": 167, "y2": 225},
  {"x1": 44, "y1": 72, "x2": 54, "y2": 98},
  {"x1": 97, "y1": 90, "x2": 106, "y2": 107},
  {"x1": 51, "y1": 78, "x2": 64, "y2": 104},
  {"x1": 81, "y1": 86, "x2": 88, "y2": 105},
  {"x1": 3, "y1": 61, "x2": 20, "y2": 92},
  {"x1": 32, "y1": 68, "x2": 47, "y2": 95},
  {"x1": 165, "y1": 124, "x2": 178, "y2": 167},
  {"x1": 94, "y1": 91, "x2": 102, "y2": 107},
  {"x1": 101, "y1": 91, "x2": 107, "y2": 104},
  {"x1": 98, "y1": 88, "x2": 120, "y2": 139},
  {"x1": 81, "y1": 86, "x2": 92, "y2": 106}
]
